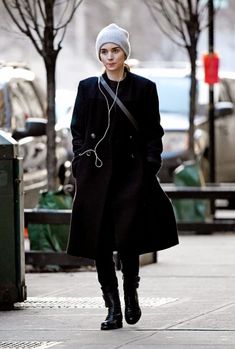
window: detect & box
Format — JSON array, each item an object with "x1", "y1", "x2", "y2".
[
  {"x1": 9, "y1": 79, "x2": 44, "y2": 131},
  {"x1": 153, "y1": 76, "x2": 191, "y2": 115},
  {"x1": 219, "y1": 79, "x2": 235, "y2": 103}
]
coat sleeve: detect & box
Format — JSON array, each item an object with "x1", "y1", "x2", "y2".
[
  {"x1": 70, "y1": 82, "x2": 86, "y2": 157},
  {"x1": 143, "y1": 81, "x2": 164, "y2": 174}
]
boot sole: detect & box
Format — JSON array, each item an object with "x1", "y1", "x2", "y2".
[{"x1": 101, "y1": 321, "x2": 123, "y2": 330}]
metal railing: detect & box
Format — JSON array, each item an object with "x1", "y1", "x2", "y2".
[
  {"x1": 162, "y1": 183, "x2": 235, "y2": 233},
  {"x1": 24, "y1": 183, "x2": 235, "y2": 268}
]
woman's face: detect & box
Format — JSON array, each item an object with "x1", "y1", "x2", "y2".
[{"x1": 99, "y1": 43, "x2": 126, "y2": 75}]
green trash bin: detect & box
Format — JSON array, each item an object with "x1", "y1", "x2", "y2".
[
  {"x1": 27, "y1": 188, "x2": 73, "y2": 271},
  {"x1": 28, "y1": 189, "x2": 72, "y2": 253},
  {"x1": 0, "y1": 131, "x2": 27, "y2": 308},
  {"x1": 173, "y1": 160, "x2": 210, "y2": 222}
]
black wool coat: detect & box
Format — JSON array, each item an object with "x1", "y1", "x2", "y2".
[{"x1": 67, "y1": 71, "x2": 178, "y2": 259}]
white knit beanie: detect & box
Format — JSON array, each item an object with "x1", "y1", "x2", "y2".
[{"x1": 95, "y1": 23, "x2": 131, "y2": 60}]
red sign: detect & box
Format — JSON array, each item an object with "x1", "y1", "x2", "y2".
[{"x1": 203, "y1": 53, "x2": 220, "y2": 85}]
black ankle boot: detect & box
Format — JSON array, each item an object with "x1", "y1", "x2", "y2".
[
  {"x1": 101, "y1": 289, "x2": 123, "y2": 330},
  {"x1": 123, "y1": 276, "x2": 141, "y2": 325}
]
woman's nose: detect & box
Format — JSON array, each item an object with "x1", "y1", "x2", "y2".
[{"x1": 107, "y1": 51, "x2": 113, "y2": 59}]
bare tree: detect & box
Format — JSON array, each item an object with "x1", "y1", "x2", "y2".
[
  {"x1": 2, "y1": 0, "x2": 83, "y2": 190},
  {"x1": 144, "y1": 0, "x2": 218, "y2": 159}
]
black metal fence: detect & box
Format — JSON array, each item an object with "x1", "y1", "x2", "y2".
[{"x1": 162, "y1": 184, "x2": 235, "y2": 233}]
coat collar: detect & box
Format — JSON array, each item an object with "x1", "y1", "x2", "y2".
[{"x1": 102, "y1": 67, "x2": 130, "y2": 86}]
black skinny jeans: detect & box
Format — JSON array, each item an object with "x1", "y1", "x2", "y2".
[
  {"x1": 95, "y1": 250, "x2": 139, "y2": 291},
  {"x1": 95, "y1": 192, "x2": 140, "y2": 291}
]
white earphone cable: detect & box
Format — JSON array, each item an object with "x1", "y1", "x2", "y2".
[{"x1": 78, "y1": 76, "x2": 120, "y2": 168}]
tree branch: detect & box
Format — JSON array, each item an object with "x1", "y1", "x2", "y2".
[
  {"x1": 38, "y1": 0, "x2": 46, "y2": 23},
  {"x1": 173, "y1": 1, "x2": 190, "y2": 47},
  {"x1": 2, "y1": 0, "x2": 28, "y2": 35},
  {"x1": 5, "y1": 0, "x2": 43, "y2": 55},
  {"x1": 144, "y1": 0, "x2": 190, "y2": 48},
  {"x1": 55, "y1": 0, "x2": 70, "y2": 28},
  {"x1": 23, "y1": 0, "x2": 44, "y2": 42},
  {"x1": 55, "y1": 0, "x2": 83, "y2": 31}
]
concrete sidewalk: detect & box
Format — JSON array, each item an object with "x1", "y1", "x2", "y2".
[{"x1": 0, "y1": 233, "x2": 235, "y2": 348}]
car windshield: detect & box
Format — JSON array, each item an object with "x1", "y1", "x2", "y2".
[
  {"x1": 151, "y1": 76, "x2": 191, "y2": 115},
  {"x1": 151, "y1": 75, "x2": 212, "y2": 117}
]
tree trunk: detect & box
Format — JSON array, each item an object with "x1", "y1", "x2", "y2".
[
  {"x1": 44, "y1": 0, "x2": 58, "y2": 190},
  {"x1": 45, "y1": 59, "x2": 57, "y2": 190},
  {"x1": 2, "y1": 0, "x2": 80, "y2": 191}
]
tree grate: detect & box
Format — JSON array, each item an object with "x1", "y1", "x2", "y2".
[
  {"x1": 15, "y1": 296, "x2": 178, "y2": 309},
  {"x1": 0, "y1": 342, "x2": 60, "y2": 349}
]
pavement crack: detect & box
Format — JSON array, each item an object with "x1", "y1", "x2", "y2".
[
  {"x1": 166, "y1": 328, "x2": 235, "y2": 332},
  {"x1": 113, "y1": 331, "x2": 156, "y2": 348},
  {"x1": 165, "y1": 300, "x2": 235, "y2": 330}
]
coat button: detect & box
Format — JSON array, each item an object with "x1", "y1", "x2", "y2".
[
  {"x1": 129, "y1": 135, "x2": 133, "y2": 139},
  {"x1": 91, "y1": 133, "x2": 96, "y2": 139},
  {"x1": 131, "y1": 153, "x2": 135, "y2": 159}
]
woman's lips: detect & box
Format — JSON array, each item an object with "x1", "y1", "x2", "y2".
[{"x1": 107, "y1": 63, "x2": 115, "y2": 67}]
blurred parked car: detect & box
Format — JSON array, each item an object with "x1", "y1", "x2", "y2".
[
  {"x1": 132, "y1": 63, "x2": 235, "y2": 183},
  {"x1": 0, "y1": 62, "x2": 73, "y2": 207}
]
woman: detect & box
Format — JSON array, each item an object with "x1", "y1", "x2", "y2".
[{"x1": 67, "y1": 23, "x2": 178, "y2": 330}]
